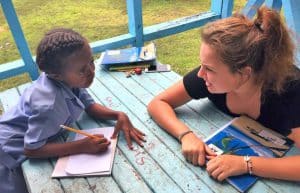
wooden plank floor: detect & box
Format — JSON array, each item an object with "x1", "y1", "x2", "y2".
[{"x1": 0, "y1": 60, "x2": 300, "y2": 193}]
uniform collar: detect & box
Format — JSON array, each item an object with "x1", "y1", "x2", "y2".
[{"x1": 43, "y1": 73, "x2": 85, "y2": 108}]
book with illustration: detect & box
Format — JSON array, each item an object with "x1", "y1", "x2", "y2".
[
  {"x1": 100, "y1": 42, "x2": 156, "y2": 71},
  {"x1": 205, "y1": 116, "x2": 293, "y2": 192}
]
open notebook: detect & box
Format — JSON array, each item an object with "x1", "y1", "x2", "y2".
[{"x1": 52, "y1": 127, "x2": 117, "y2": 178}]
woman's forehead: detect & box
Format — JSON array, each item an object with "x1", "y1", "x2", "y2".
[
  {"x1": 200, "y1": 43, "x2": 230, "y2": 71},
  {"x1": 200, "y1": 43, "x2": 219, "y2": 64}
]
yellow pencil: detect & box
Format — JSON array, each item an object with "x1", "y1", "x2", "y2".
[{"x1": 60, "y1": 125, "x2": 101, "y2": 140}]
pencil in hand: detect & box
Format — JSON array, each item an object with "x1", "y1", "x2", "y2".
[{"x1": 60, "y1": 125, "x2": 102, "y2": 140}]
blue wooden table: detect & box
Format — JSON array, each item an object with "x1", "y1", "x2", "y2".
[{"x1": 0, "y1": 60, "x2": 300, "y2": 193}]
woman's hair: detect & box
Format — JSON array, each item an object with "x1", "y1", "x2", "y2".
[
  {"x1": 201, "y1": 6, "x2": 298, "y2": 94},
  {"x1": 36, "y1": 28, "x2": 86, "y2": 74}
]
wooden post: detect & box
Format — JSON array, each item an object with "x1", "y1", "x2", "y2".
[
  {"x1": 126, "y1": 0, "x2": 144, "y2": 47},
  {"x1": 0, "y1": 0, "x2": 39, "y2": 80}
]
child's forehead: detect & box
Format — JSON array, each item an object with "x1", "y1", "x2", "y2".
[{"x1": 63, "y1": 43, "x2": 92, "y2": 68}]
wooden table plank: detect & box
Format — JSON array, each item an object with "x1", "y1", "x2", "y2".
[
  {"x1": 75, "y1": 112, "x2": 153, "y2": 193},
  {"x1": 98, "y1": 69, "x2": 281, "y2": 193},
  {"x1": 132, "y1": 71, "x2": 278, "y2": 193},
  {"x1": 160, "y1": 71, "x2": 300, "y2": 193},
  {"x1": 0, "y1": 67, "x2": 299, "y2": 192},
  {"x1": 88, "y1": 79, "x2": 188, "y2": 193},
  {"x1": 95, "y1": 69, "x2": 238, "y2": 193},
  {"x1": 22, "y1": 159, "x2": 64, "y2": 193},
  {"x1": 91, "y1": 69, "x2": 233, "y2": 193},
  {"x1": 49, "y1": 138, "x2": 97, "y2": 193}
]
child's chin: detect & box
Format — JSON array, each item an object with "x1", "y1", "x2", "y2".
[{"x1": 85, "y1": 78, "x2": 94, "y2": 87}]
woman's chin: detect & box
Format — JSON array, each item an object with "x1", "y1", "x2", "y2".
[{"x1": 206, "y1": 85, "x2": 213, "y2": 91}]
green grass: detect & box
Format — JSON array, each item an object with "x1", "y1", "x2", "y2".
[{"x1": 0, "y1": 0, "x2": 247, "y2": 91}]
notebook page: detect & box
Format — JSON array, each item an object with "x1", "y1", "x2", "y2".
[{"x1": 65, "y1": 127, "x2": 114, "y2": 175}]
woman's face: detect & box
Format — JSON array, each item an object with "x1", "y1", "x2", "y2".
[
  {"x1": 197, "y1": 42, "x2": 243, "y2": 94},
  {"x1": 61, "y1": 42, "x2": 95, "y2": 88}
]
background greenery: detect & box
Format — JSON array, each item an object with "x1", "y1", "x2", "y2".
[{"x1": 0, "y1": 0, "x2": 246, "y2": 91}]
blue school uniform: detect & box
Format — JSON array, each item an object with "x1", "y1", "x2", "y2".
[{"x1": 0, "y1": 73, "x2": 95, "y2": 193}]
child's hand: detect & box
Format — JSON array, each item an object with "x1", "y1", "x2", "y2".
[
  {"x1": 111, "y1": 112, "x2": 146, "y2": 149},
  {"x1": 79, "y1": 134, "x2": 111, "y2": 154}
]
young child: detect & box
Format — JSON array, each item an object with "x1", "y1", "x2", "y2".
[{"x1": 0, "y1": 28, "x2": 145, "y2": 193}]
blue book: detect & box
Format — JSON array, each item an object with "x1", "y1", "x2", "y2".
[
  {"x1": 205, "y1": 116, "x2": 293, "y2": 192},
  {"x1": 100, "y1": 42, "x2": 156, "y2": 70}
]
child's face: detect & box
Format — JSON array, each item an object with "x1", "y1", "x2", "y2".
[{"x1": 60, "y1": 42, "x2": 95, "y2": 88}]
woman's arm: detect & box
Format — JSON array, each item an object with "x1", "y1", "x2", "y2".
[
  {"x1": 147, "y1": 80, "x2": 192, "y2": 138},
  {"x1": 252, "y1": 155, "x2": 300, "y2": 180},
  {"x1": 147, "y1": 80, "x2": 215, "y2": 166},
  {"x1": 206, "y1": 154, "x2": 300, "y2": 181},
  {"x1": 206, "y1": 127, "x2": 300, "y2": 181}
]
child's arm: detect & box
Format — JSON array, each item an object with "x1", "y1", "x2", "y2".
[
  {"x1": 85, "y1": 103, "x2": 125, "y2": 120},
  {"x1": 24, "y1": 135, "x2": 110, "y2": 158},
  {"x1": 85, "y1": 103, "x2": 145, "y2": 149}
]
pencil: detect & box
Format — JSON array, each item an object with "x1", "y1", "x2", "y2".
[{"x1": 60, "y1": 125, "x2": 101, "y2": 140}]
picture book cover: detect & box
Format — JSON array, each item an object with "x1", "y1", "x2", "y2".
[
  {"x1": 52, "y1": 127, "x2": 118, "y2": 178},
  {"x1": 100, "y1": 42, "x2": 156, "y2": 70},
  {"x1": 205, "y1": 116, "x2": 293, "y2": 192}
]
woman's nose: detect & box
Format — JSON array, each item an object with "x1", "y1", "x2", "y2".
[{"x1": 197, "y1": 66, "x2": 205, "y2": 78}]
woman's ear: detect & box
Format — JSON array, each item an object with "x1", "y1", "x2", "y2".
[{"x1": 239, "y1": 66, "x2": 252, "y2": 82}]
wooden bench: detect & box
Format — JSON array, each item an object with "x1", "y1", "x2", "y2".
[{"x1": 1, "y1": 60, "x2": 300, "y2": 193}]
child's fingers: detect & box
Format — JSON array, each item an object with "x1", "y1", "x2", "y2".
[
  {"x1": 132, "y1": 128, "x2": 146, "y2": 142},
  {"x1": 90, "y1": 134, "x2": 107, "y2": 143},
  {"x1": 133, "y1": 127, "x2": 146, "y2": 136},
  {"x1": 94, "y1": 134, "x2": 104, "y2": 138},
  {"x1": 130, "y1": 131, "x2": 144, "y2": 147},
  {"x1": 111, "y1": 126, "x2": 121, "y2": 139},
  {"x1": 97, "y1": 141, "x2": 111, "y2": 152},
  {"x1": 96, "y1": 137, "x2": 108, "y2": 144},
  {"x1": 124, "y1": 130, "x2": 133, "y2": 150}
]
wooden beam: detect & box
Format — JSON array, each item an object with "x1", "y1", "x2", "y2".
[{"x1": 0, "y1": 0, "x2": 39, "y2": 80}]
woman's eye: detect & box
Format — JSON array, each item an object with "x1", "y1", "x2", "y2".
[{"x1": 206, "y1": 68, "x2": 213, "y2": 72}]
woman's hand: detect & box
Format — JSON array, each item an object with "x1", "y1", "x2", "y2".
[
  {"x1": 206, "y1": 154, "x2": 248, "y2": 181},
  {"x1": 79, "y1": 134, "x2": 111, "y2": 154},
  {"x1": 111, "y1": 112, "x2": 146, "y2": 149},
  {"x1": 181, "y1": 133, "x2": 215, "y2": 166}
]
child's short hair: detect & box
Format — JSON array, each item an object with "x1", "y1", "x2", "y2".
[{"x1": 36, "y1": 28, "x2": 86, "y2": 74}]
